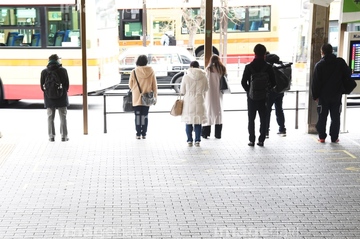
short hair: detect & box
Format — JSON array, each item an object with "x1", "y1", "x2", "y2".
[
  {"x1": 190, "y1": 61, "x2": 200, "y2": 68},
  {"x1": 321, "y1": 43, "x2": 333, "y2": 55},
  {"x1": 49, "y1": 54, "x2": 59, "y2": 61},
  {"x1": 136, "y1": 55, "x2": 148, "y2": 66},
  {"x1": 253, "y1": 44, "x2": 267, "y2": 57}
]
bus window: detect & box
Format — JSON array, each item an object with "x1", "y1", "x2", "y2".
[{"x1": 46, "y1": 7, "x2": 80, "y2": 47}]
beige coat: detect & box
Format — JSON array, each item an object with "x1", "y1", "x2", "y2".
[
  {"x1": 129, "y1": 66, "x2": 158, "y2": 106},
  {"x1": 204, "y1": 68, "x2": 224, "y2": 125},
  {"x1": 180, "y1": 68, "x2": 208, "y2": 124}
]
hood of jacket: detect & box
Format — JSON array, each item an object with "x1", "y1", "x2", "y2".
[
  {"x1": 186, "y1": 68, "x2": 206, "y2": 80},
  {"x1": 47, "y1": 62, "x2": 62, "y2": 71},
  {"x1": 134, "y1": 66, "x2": 155, "y2": 79}
]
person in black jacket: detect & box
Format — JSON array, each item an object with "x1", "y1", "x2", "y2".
[
  {"x1": 312, "y1": 43, "x2": 351, "y2": 143},
  {"x1": 40, "y1": 54, "x2": 70, "y2": 142},
  {"x1": 241, "y1": 44, "x2": 276, "y2": 147}
]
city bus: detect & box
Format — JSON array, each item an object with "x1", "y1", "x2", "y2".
[
  {"x1": 0, "y1": 0, "x2": 119, "y2": 104},
  {"x1": 116, "y1": 0, "x2": 279, "y2": 63}
]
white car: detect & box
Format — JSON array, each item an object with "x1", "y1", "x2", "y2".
[{"x1": 118, "y1": 46, "x2": 196, "y2": 92}]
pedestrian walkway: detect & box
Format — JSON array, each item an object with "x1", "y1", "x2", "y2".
[{"x1": 0, "y1": 109, "x2": 360, "y2": 238}]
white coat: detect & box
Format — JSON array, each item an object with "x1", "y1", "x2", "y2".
[
  {"x1": 204, "y1": 68, "x2": 224, "y2": 125},
  {"x1": 180, "y1": 68, "x2": 209, "y2": 124}
]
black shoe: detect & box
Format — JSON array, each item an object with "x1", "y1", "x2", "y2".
[
  {"x1": 248, "y1": 142, "x2": 255, "y2": 147},
  {"x1": 257, "y1": 142, "x2": 264, "y2": 147},
  {"x1": 201, "y1": 135, "x2": 208, "y2": 139},
  {"x1": 49, "y1": 138, "x2": 55, "y2": 142},
  {"x1": 61, "y1": 137, "x2": 69, "y2": 142}
]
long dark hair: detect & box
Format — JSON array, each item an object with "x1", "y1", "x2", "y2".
[{"x1": 206, "y1": 55, "x2": 226, "y2": 75}]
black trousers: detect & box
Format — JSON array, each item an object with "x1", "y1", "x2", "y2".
[
  {"x1": 316, "y1": 97, "x2": 342, "y2": 141},
  {"x1": 247, "y1": 97, "x2": 267, "y2": 143},
  {"x1": 202, "y1": 124, "x2": 222, "y2": 139}
]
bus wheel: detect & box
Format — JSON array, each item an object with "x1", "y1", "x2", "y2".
[
  {"x1": 173, "y1": 75, "x2": 183, "y2": 93},
  {"x1": 0, "y1": 79, "x2": 4, "y2": 106}
]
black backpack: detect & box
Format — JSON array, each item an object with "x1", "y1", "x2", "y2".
[
  {"x1": 166, "y1": 34, "x2": 176, "y2": 46},
  {"x1": 43, "y1": 69, "x2": 63, "y2": 99},
  {"x1": 272, "y1": 62, "x2": 292, "y2": 93},
  {"x1": 248, "y1": 65, "x2": 269, "y2": 100}
]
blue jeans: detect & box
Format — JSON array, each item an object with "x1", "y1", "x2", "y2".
[
  {"x1": 266, "y1": 91, "x2": 286, "y2": 133},
  {"x1": 47, "y1": 107, "x2": 67, "y2": 139},
  {"x1": 134, "y1": 106, "x2": 149, "y2": 136},
  {"x1": 186, "y1": 124, "x2": 202, "y2": 142}
]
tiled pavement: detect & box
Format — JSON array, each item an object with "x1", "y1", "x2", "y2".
[{"x1": 0, "y1": 105, "x2": 360, "y2": 238}]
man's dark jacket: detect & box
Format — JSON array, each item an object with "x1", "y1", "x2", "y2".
[
  {"x1": 312, "y1": 54, "x2": 351, "y2": 101},
  {"x1": 40, "y1": 62, "x2": 70, "y2": 108},
  {"x1": 241, "y1": 56, "x2": 276, "y2": 93}
]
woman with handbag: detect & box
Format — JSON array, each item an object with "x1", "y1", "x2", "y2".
[
  {"x1": 202, "y1": 55, "x2": 227, "y2": 139},
  {"x1": 180, "y1": 61, "x2": 208, "y2": 147},
  {"x1": 129, "y1": 55, "x2": 158, "y2": 139}
]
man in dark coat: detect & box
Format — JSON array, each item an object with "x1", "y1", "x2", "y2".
[
  {"x1": 241, "y1": 44, "x2": 276, "y2": 147},
  {"x1": 312, "y1": 43, "x2": 351, "y2": 143},
  {"x1": 40, "y1": 54, "x2": 70, "y2": 142}
]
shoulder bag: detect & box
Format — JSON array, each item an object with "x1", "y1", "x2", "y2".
[
  {"x1": 219, "y1": 74, "x2": 231, "y2": 94},
  {"x1": 134, "y1": 71, "x2": 156, "y2": 106}
]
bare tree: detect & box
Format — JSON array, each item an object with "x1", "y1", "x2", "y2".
[{"x1": 181, "y1": 0, "x2": 205, "y2": 55}]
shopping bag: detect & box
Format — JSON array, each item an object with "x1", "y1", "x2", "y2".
[
  {"x1": 123, "y1": 90, "x2": 134, "y2": 112},
  {"x1": 170, "y1": 96, "x2": 183, "y2": 116}
]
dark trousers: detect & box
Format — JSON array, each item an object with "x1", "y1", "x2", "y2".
[
  {"x1": 266, "y1": 91, "x2": 285, "y2": 133},
  {"x1": 316, "y1": 97, "x2": 342, "y2": 141},
  {"x1": 134, "y1": 106, "x2": 150, "y2": 137},
  {"x1": 247, "y1": 97, "x2": 267, "y2": 143},
  {"x1": 202, "y1": 124, "x2": 222, "y2": 139}
]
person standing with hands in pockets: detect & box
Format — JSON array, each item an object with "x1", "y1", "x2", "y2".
[{"x1": 180, "y1": 61, "x2": 208, "y2": 147}]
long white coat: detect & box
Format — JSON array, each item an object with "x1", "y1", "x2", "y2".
[
  {"x1": 204, "y1": 68, "x2": 223, "y2": 125},
  {"x1": 180, "y1": 68, "x2": 209, "y2": 124}
]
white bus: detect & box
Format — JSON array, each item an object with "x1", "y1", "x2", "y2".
[{"x1": 0, "y1": 0, "x2": 120, "y2": 104}]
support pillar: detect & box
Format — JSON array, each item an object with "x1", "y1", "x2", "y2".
[
  {"x1": 204, "y1": 0, "x2": 213, "y2": 67},
  {"x1": 307, "y1": 4, "x2": 330, "y2": 133}
]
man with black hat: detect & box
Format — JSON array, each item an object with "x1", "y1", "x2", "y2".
[{"x1": 40, "y1": 54, "x2": 70, "y2": 142}]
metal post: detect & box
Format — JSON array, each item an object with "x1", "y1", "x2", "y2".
[
  {"x1": 103, "y1": 94, "x2": 107, "y2": 134},
  {"x1": 295, "y1": 91, "x2": 299, "y2": 129},
  {"x1": 80, "y1": 0, "x2": 88, "y2": 135}
]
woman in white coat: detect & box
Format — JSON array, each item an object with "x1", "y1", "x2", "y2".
[
  {"x1": 202, "y1": 55, "x2": 227, "y2": 139},
  {"x1": 180, "y1": 61, "x2": 209, "y2": 147}
]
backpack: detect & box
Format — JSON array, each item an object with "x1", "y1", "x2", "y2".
[
  {"x1": 166, "y1": 34, "x2": 176, "y2": 46},
  {"x1": 248, "y1": 65, "x2": 269, "y2": 100},
  {"x1": 43, "y1": 69, "x2": 63, "y2": 99},
  {"x1": 272, "y1": 62, "x2": 292, "y2": 93}
]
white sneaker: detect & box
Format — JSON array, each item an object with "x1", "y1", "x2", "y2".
[
  {"x1": 195, "y1": 141, "x2": 200, "y2": 147},
  {"x1": 187, "y1": 141, "x2": 193, "y2": 147}
]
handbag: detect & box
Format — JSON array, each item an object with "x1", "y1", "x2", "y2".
[
  {"x1": 134, "y1": 71, "x2": 156, "y2": 106},
  {"x1": 123, "y1": 90, "x2": 134, "y2": 112},
  {"x1": 220, "y1": 74, "x2": 231, "y2": 94},
  {"x1": 170, "y1": 95, "x2": 183, "y2": 116}
]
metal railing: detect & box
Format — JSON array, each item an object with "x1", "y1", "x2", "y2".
[{"x1": 103, "y1": 89, "x2": 307, "y2": 133}]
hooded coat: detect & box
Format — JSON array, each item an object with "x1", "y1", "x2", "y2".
[
  {"x1": 40, "y1": 62, "x2": 69, "y2": 108},
  {"x1": 204, "y1": 68, "x2": 224, "y2": 125},
  {"x1": 129, "y1": 66, "x2": 158, "y2": 106},
  {"x1": 180, "y1": 68, "x2": 208, "y2": 124}
]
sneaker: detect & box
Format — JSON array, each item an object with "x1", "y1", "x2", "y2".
[
  {"x1": 257, "y1": 142, "x2": 264, "y2": 147},
  {"x1": 61, "y1": 137, "x2": 69, "y2": 142},
  {"x1": 142, "y1": 136, "x2": 146, "y2": 139},
  {"x1": 266, "y1": 132, "x2": 269, "y2": 138},
  {"x1": 49, "y1": 137, "x2": 55, "y2": 142},
  {"x1": 195, "y1": 141, "x2": 200, "y2": 147},
  {"x1": 332, "y1": 139, "x2": 339, "y2": 143},
  {"x1": 318, "y1": 138, "x2": 325, "y2": 143},
  {"x1": 277, "y1": 131, "x2": 286, "y2": 137},
  {"x1": 187, "y1": 141, "x2": 193, "y2": 147},
  {"x1": 248, "y1": 142, "x2": 255, "y2": 147},
  {"x1": 136, "y1": 135, "x2": 141, "y2": 140}
]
